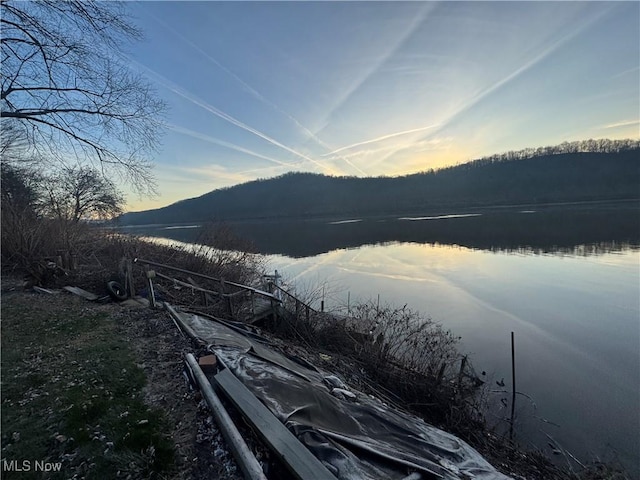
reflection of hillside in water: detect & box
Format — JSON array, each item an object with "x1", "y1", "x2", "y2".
[
  {"x1": 487, "y1": 242, "x2": 638, "y2": 257},
  {"x1": 121, "y1": 203, "x2": 640, "y2": 258},
  {"x1": 228, "y1": 204, "x2": 639, "y2": 258}
]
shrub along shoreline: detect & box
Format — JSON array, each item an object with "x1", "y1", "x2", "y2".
[{"x1": 1, "y1": 226, "x2": 631, "y2": 480}]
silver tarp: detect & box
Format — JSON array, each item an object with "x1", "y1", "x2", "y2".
[{"x1": 182, "y1": 311, "x2": 512, "y2": 480}]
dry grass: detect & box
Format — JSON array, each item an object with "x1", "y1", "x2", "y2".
[{"x1": 1, "y1": 292, "x2": 175, "y2": 479}]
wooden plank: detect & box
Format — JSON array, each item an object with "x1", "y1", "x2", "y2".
[
  {"x1": 63, "y1": 286, "x2": 100, "y2": 301},
  {"x1": 33, "y1": 286, "x2": 60, "y2": 295},
  {"x1": 213, "y1": 368, "x2": 336, "y2": 480},
  {"x1": 185, "y1": 355, "x2": 267, "y2": 480}
]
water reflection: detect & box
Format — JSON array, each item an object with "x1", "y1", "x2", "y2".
[
  {"x1": 262, "y1": 242, "x2": 640, "y2": 476},
  {"x1": 118, "y1": 203, "x2": 639, "y2": 258}
]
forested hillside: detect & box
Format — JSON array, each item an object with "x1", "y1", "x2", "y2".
[{"x1": 118, "y1": 140, "x2": 640, "y2": 225}]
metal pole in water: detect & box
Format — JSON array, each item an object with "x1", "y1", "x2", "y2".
[{"x1": 510, "y1": 331, "x2": 516, "y2": 440}]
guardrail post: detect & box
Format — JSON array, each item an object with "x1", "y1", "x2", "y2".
[
  {"x1": 270, "y1": 298, "x2": 277, "y2": 323},
  {"x1": 221, "y1": 278, "x2": 234, "y2": 319},
  {"x1": 145, "y1": 266, "x2": 157, "y2": 308},
  {"x1": 126, "y1": 258, "x2": 135, "y2": 298},
  {"x1": 457, "y1": 355, "x2": 467, "y2": 395},
  {"x1": 251, "y1": 290, "x2": 255, "y2": 317}
]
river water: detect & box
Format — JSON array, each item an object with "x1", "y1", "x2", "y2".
[{"x1": 120, "y1": 201, "x2": 640, "y2": 474}]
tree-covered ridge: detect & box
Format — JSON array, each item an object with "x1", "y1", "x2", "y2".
[
  {"x1": 118, "y1": 139, "x2": 640, "y2": 225},
  {"x1": 440, "y1": 138, "x2": 640, "y2": 171}
]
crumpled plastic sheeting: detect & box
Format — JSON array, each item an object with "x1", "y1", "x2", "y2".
[{"x1": 181, "y1": 311, "x2": 512, "y2": 480}]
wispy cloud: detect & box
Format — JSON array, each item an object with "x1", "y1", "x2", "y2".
[
  {"x1": 235, "y1": 164, "x2": 298, "y2": 177},
  {"x1": 180, "y1": 164, "x2": 253, "y2": 185},
  {"x1": 153, "y1": 163, "x2": 256, "y2": 193},
  {"x1": 611, "y1": 65, "x2": 640, "y2": 80},
  {"x1": 602, "y1": 119, "x2": 640, "y2": 129}
]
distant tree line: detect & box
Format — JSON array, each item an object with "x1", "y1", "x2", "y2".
[
  {"x1": 119, "y1": 140, "x2": 640, "y2": 225},
  {"x1": 447, "y1": 138, "x2": 640, "y2": 171}
]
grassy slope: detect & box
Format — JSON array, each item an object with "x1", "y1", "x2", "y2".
[{"x1": 1, "y1": 292, "x2": 174, "y2": 479}]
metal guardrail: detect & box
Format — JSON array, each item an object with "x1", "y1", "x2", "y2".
[
  {"x1": 134, "y1": 257, "x2": 281, "y2": 302},
  {"x1": 134, "y1": 257, "x2": 282, "y2": 321},
  {"x1": 133, "y1": 257, "x2": 334, "y2": 326},
  {"x1": 268, "y1": 283, "x2": 320, "y2": 322}
]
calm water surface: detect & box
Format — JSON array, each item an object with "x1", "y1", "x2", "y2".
[
  {"x1": 121, "y1": 204, "x2": 640, "y2": 473},
  {"x1": 265, "y1": 242, "x2": 639, "y2": 473}
]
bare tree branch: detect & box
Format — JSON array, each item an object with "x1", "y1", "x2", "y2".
[{"x1": 0, "y1": 1, "x2": 165, "y2": 195}]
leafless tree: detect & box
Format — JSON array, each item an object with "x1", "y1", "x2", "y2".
[
  {"x1": 39, "y1": 166, "x2": 125, "y2": 223},
  {"x1": 1, "y1": 0, "x2": 165, "y2": 195}
]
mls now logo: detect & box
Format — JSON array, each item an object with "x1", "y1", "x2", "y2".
[{"x1": 2, "y1": 460, "x2": 62, "y2": 472}]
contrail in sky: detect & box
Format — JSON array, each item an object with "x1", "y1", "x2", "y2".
[
  {"x1": 126, "y1": 56, "x2": 340, "y2": 175},
  {"x1": 323, "y1": 124, "x2": 440, "y2": 157},
  {"x1": 611, "y1": 65, "x2": 639, "y2": 80},
  {"x1": 368, "y1": 3, "x2": 614, "y2": 170},
  {"x1": 602, "y1": 119, "x2": 639, "y2": 129},
  {"x1": 434, "y1": 4, "x2": 615, "y2": 131},
  {"x1": 166, "y1": 123, "x2": 300, "y2": 169},
  {"x1": 315, "y1": 3, "x2": 436, "y2": 136},
  {"x1": 149, "y1": 13, "x2": 366, "y2": 175},
  {"x1": 147, "y1": 13, "x2": 267, "y2": 104}
]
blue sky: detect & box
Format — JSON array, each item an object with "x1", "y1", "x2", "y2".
[{"x1": 124, "y1": 1, "x2": 640, "y2": 211}]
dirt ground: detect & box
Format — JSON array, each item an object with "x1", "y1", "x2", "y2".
[
  {"x1": 113, "y1": 303, "x2": 244, "y2": 480},
  {"x1": 1, "y1": 276, "x2": 245, "y2": 480}
]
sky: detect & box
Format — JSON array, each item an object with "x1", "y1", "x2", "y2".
[{"x1": 124, "y1": 1, "x2": 640, "y2": 212}]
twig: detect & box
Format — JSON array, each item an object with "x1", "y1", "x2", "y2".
[{"x1": 542, "y1": 431, "x2": 585, "y2": 472}]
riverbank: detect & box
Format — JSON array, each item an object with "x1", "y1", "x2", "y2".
[
  {"x1": 1, "y1": 276, "x2": 251, "y2": 480},
  {"x1": 1, "y1": 231, "x2": 632, "y2": 479}
]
